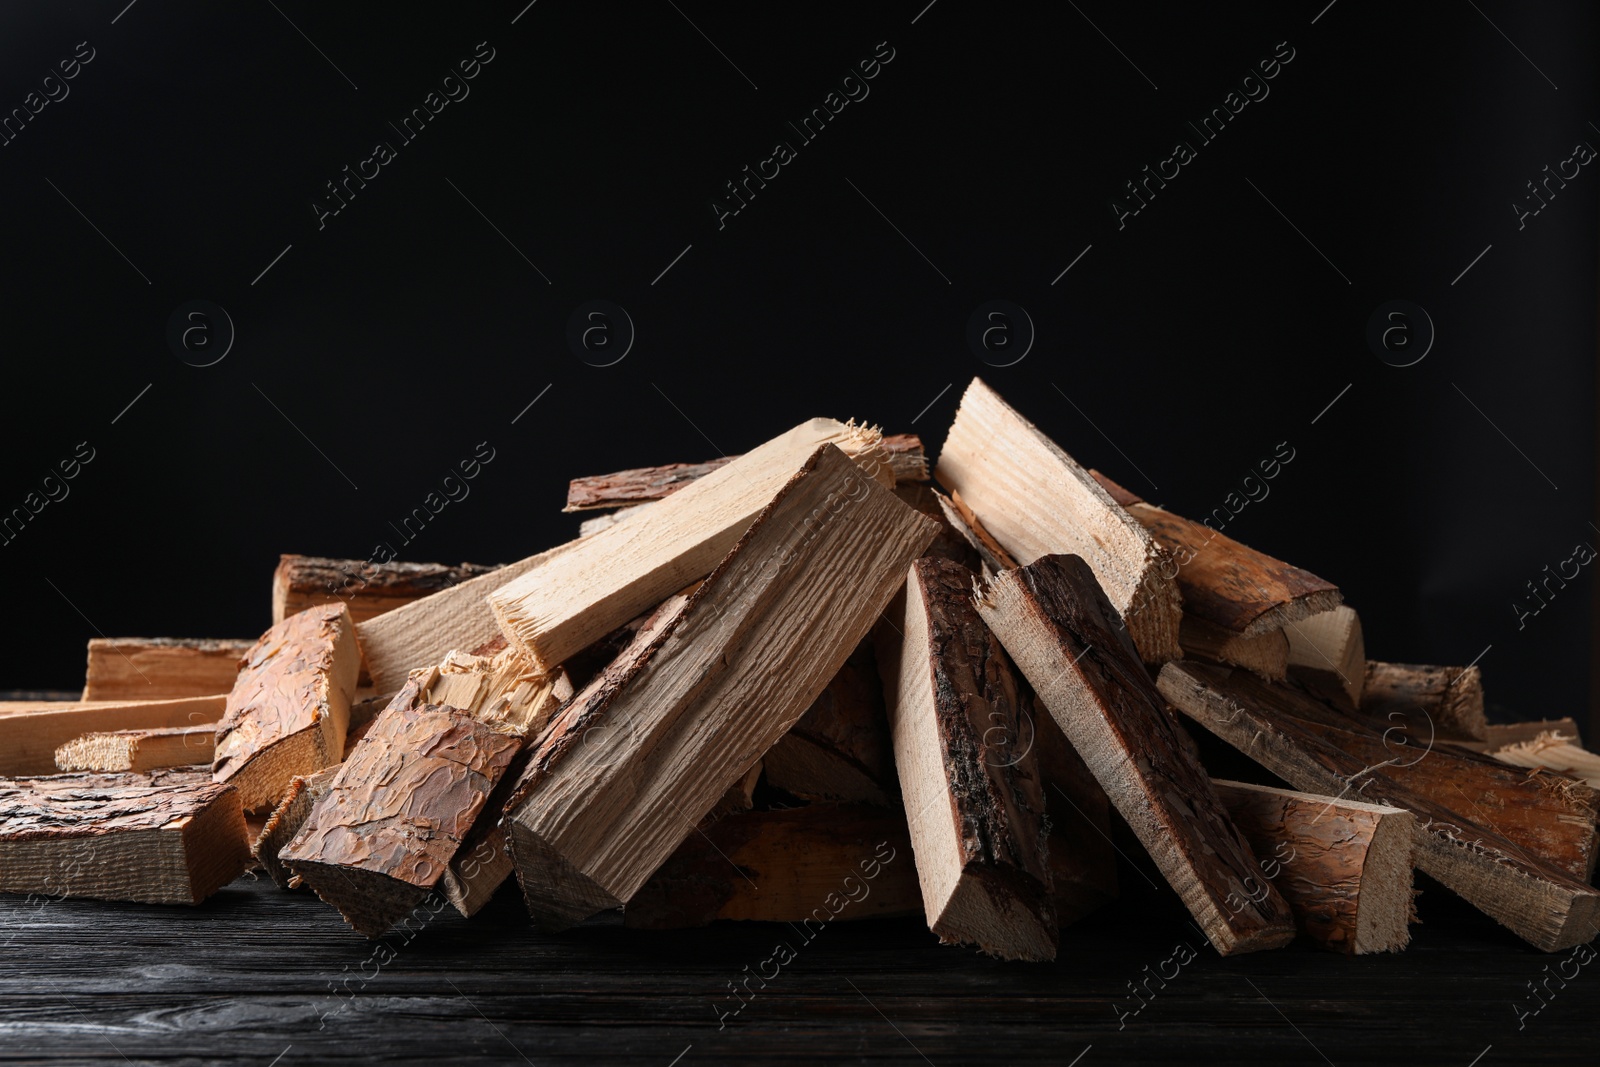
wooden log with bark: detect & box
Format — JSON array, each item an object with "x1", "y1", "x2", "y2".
[
  {"x1": 1157, "y1": 661, "x2": 1600, "y2": 951},
  {"x1": 1211, "y1": 779, "x2": 1416, "y2": 954},
  {"x1": 763, "y1": 639, "x2": 897, "y2": 806},
  {"x1": 490, "y1": 419, "x2": 894, "y2": 674},
  {"x1": 280, "y1": 700, "x2": 524, "y2": 937},
  {"x1": 975, "y1": 554, "x2": 1297, "y2": 955},
  {"x1": 81, "y1": 637, "x2": 251, "y2": 702},
  {"x1": 624, "y1": 803, "x2": 918, "y2": 929},
  {"x1": 1091, "y1": 471, "x2": 1341, "y2": 638},
  {"x1": 0, "y1": 696, "x2": 226, "y2": 777},
  {"x1": 876, "y1": 556, "x2": 1058, "y2": 960},
  {"x1": 55, "y1": 723, "x2": 216, "y2": 773},
  {"x1": 1361, "y1": 661, "x2": 1487, "y2": 742},
  {"x1": 502, "y1": 444, "x2": 938, "y2": 930},
  {"x1": 1179, "y1": 614, "x2": 1289, "y2": 681},
  {"x1": 271, "y1": 555, "x2": 497, "y2": 626},
  {"x1": 562, "y1": 433, "x2": 927, "y2": 512},
  {"x1": 0, "y1": 769, "x2": 250, "y2": 905},
  {"x1": 937, "y1": 489, "x2": 1019, "y2": 574},
  {"x1": 212, "y1": 604, "x2": 361, "y2": 812},
  {"x1": 1284, "y1": 605, "x2": 1366, "y2": 708},
  {"x1": 935, "y1": 379, "x2": 1182, "y2": 663},
  {"x1": 252, "y1": 764, "x2": 340, "y2": 889}
]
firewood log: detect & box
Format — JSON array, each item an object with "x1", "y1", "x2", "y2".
[
  {"x1": 81, "y1": 637, "x2": 251, "y2": 702},
  {"x1": 1361, "y1": 661, "x2": 1487, "y2": 742},
  {"x1": 55, "y1": 723, "x2": 215, "y2": 773},
  {"x1": 1283, "y1": 605, "x2": 1365, "y2": 707},
  {"x1": 0, "y1": 696, "x2": 225, "y2": 777}
]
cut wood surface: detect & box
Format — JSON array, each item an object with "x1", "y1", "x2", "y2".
[
  {"x1": 976, "y1": 554, "x2": 1297, "y2": 955},
  {"x1": 81, "y1": 637, "x2": 251, "y2": 702},
  {"x1": 281, "y1": 701, "x2": 523, "y2": 937},
  {"x1": 55, "y1": 723, "x2": 216, "y2": 773},
  {"x1": 1179, "y1": 614, "x2": 1289, "y2": 681},
  {"x1": 272, "y1": 554, "x2": 497, "y2": 625},
  {"x1": 1091, "y1": 471, "x2": 1341, "y2": 638},
  {"x1": 0, "y1": 769, "x2": 250, "y2": 905},
  {"x1": 252, "y1": 764, "x2": 340, "y2": 889},
  {"x1": 1362, "y1": 661, "x2": 1487, "y2": 742},
  {"x1": 491, "y1": 419, "x2": 894, "y2": 673},
  {"x1": 1284, "y1": 605, "x2": 1366, "y2": 708},
  {"x1": 1492, "y1": 731, "x2": 1600, "y2": 788},
  {"x1": 1030, "y1": 705, "x2": 1119, "y2": 927},
  {"x1": 876, "y1": 556, "x2": 1057, "y2": 961},
  {"x1": 503, "y1": 444, "x2": 937, "y2": 930},
  {"x1": 1158, "y1": 661, "x2": 1600, "y2": 951},
  {"x1": 1212, "y1": 779, "x2": 1416, "y2": 954},
  {"x1": 212, "y1": 604, "x2": 360, "y2": 813},
  {"x1": 624, "y1": 803, "x2": 918, "y2": 929},
  {"x1": 562, "y1": 432, "x2": 927, "y2": 512},
  {"x1": 1474, "y1": 718, "x2": 1584, "y2": 751},
  {"x1": 0, "y1": 696, "x2": 226, "y2": 777},
  {"x1": 935, "y1": 379, "x2": 1181, "y2": 663},
  {"x1": 764, "y1": 639, "x2": 897, "y2": 806}
]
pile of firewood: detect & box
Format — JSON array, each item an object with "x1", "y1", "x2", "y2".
[{"x1": 4, "y1": 379, "x2": 1598, "y2": 959}]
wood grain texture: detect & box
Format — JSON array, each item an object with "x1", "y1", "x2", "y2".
[
  {"x1": 272, "y1": 555, "x2": 496, "y2": 626},
  {"x1": 503, "y1": 444, "x2": 938, "y2": 930},
  {"x1": 212, "y1": 604, "x2": 360, "y2": 813},
  {"x1": 976, "y1": 554, "x2": 1297, "y2": 955},
  {"x1": 1158, "y1": 660, "x2": 1600, "y2": 951},
  {"x1": 281, "y1": 702, "x2": 523, "y2": 937},
  {"x1": 763, "y1": 640, "x2": 898, "y2": 806},
  {"x1": 0, "y1": 696, "x2": 226, "y2": 777},
  {"x1": 81, "y1": 637, "x2": 251, "y2": 702},
  {"x1": 562, "y1": 433, "x2": 927, "y2": 512},
  {"x1": 55, "y1": 723, "x2": 216, "y2": 773},
  {"x1": 624, "y1": 803, "x2": 918, "y2": 929},
  {"x1": 1492, "y1": 731, "x2": 1600, "y2": 788},
  {"x1": 1091, "y1": 471, "x2": 1341, "y2": 638},
  {"x1": 1211, "y1": 779, "x2": 1416, "y2": 954},
  {"x1": 1475, "y1": 718, "x2": 1584, "y2": 750},
  {"x1": 0, "y1": 770, "x2": 249, "y2": 905},
  {"x1": 1284, "y1": 605, "x2": 1366, "y2": 708},
  {"x1": 1362, "y1": 661, "x2": 1487, "y2": 742},
  {"x1": 490, "y1": 419, "x2": 894, "y2": 673},
  {"x1": 1179, "y1": 614, "x2": 1289, "y2": 681},
  {"x1": 935, "y1": 379, "x2": 1181, "y2": 663},
  {"x1": 876, "y1": 557, "x2": 1057, "y2": 961},
  {"x1": 252, "y1": 764, "x2": 340, "y2": 889}
]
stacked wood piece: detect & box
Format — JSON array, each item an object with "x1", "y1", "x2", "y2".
[{"x1": 81, "y1": 637, "x2": 250, "y2": 701}]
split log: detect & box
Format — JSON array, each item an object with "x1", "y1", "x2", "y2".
[
  {"x1": 976, "y1": 554, "x2": 1297, "y2": 955},
  {"x1": 1284, "y1": 605, "x2": 1366, "y2": 708},
  {"x1": 1179, "y1": 614, "x2": 1289, "y2": 681},
  {"x1": 624, "y1": 803, "x2": 919, "y2": 929},
  {"x1": 876, "y1": 556, "x2": 1057, "y2": 960},
  {"x1": 1492, "y1": 731, "x2": 1600, "y2": 788},
  {"x1": 0, "y1": 696, "x2": 225, "y2": 777},
  {"x1": 502, "y1": 444, "x2": 938, "y2": 930},
  {"x1": 764, "y1": 640, "x2": 897, "y2": 806},
  {"x1": 577, "y1": 504, "x2": 647, "y2": 539},
  {"x1": 0, "y1": 770, "x2": 250, "y2": 905},
  {"x1": 281, "y1": 700, "x2": 523, "y2": 937},
  {"x1": 1472, "y1": 718, "x2": 1585, "y2": 751},
  {"x1": 937, "y1": 489, "x2": 1019, "y2": 574},
  {"x1": 935, "y1": 379, "x2": 1181, "y2": 663},
  {"x1": 1211, "y1": 779, "x2": 1416, "y2": 954},
  {"x1": 81, "y1": 637, "x2": 251, "y2": 702},
  {"x1": 562, "y1": 432, "x2": 927, "y2": 512},
  {"x1": 1157, "y1": 661, "x2": 1600, "y2": 951},
  {"x1": 1091, "y1": 471, "x2": 1341, "y2": 638},
  {"x1": 212, "y1": 604, "x2": 361, "y2": 812},
  {"x1": 252, "y1": 764, "x2": 340, "y2": 889},
  {"x1": 1361, "y1": 661, "x2": 1487, "y2": 742},
  {"x1": 55, "y1": 723, "x2": 215, "y2": 773},
  {"x1": 491, "y1": 420, "x2": 894, "y2": 674},
  {"x1": 1030, "y1": 707, "x2": 1118, "y2": 926},
  {"x1": 271, "y1": 554, "x2": 497, "y2": 625}
]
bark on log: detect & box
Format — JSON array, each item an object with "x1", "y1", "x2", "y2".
[
  {"x1": 1157, "y1": 660, "x2": 1600, "y2": 952},
  {"x1": 0, "y1": 770, "x2": 250, "y2": 905},
  {"x1": 877, "y1": 557, "x2": 1057, "y2": 960},
  {"x1": 1361, "y1": 661, "x2": 1487, "y2": 742},
  {"x1": 976, "y1": 554, "x2": 1297, "y2": 955},
  {"x1": 1179, "y1": 614, "x2": 1289, "y2": 681},
  {"x1": 212, "y1": 604, "x2": 360, "y2": 812},
  {"x1": 1211, "y1": 779, "x2": 1416, "y2": 954},
  {"x1": 271, "y1": 555, "x2": 497, "y2": 625}
]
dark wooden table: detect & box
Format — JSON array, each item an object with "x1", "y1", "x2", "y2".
[{"x1": 2, "y1": 864, "x2": 1593, "y2": 1066}]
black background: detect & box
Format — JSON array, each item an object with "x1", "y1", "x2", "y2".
[{"x1": 1, "y1": 1, "x2": 1595, "y2": 730}]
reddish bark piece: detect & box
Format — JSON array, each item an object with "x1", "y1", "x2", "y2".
[
  {"x1": 271, "y1": 554, "x2": 497, "y2": 625},
  {"x1": 976, "y1": 554, "x2": 1297, "y2": 955}
]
